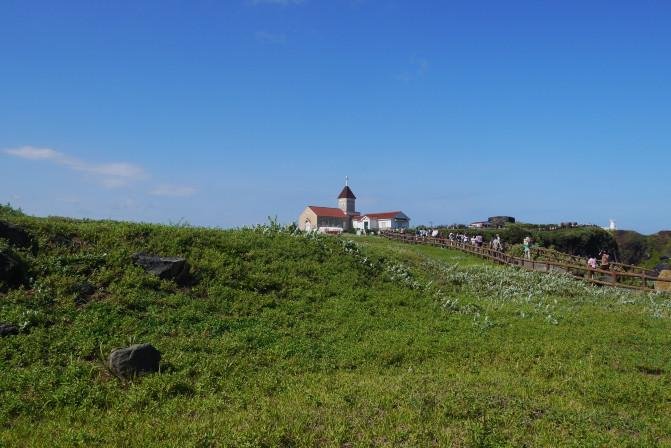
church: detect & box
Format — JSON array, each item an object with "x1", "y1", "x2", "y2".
[{"x1": 298, "y1": 181, "x2": 410, "y2": 233}]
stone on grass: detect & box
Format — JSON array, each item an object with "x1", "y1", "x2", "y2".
[
  {"x1": 132, "y1": 253, "x2": 191, "y2": 285},
  {"x1": 108, "y1": 343, "x2": 161, "y2": 379},
  {"x1": 655, "y1": 270, "x2": 671, "y2": 292},
  {"x1": 0, "y1": 323, "x2": 19, "y2": 337},
  {"x1": 0, "y1": 250, "x2": 26, "y2": 288},
  {"x1": 0, "y1": 220, "x2": 32, "y2": 248},
  {"x1": 654, "y1": 263, "x2": 671, "y2": 274},
  {"x1": 73, "y1": 282, "x2": 96, "y2": 306}
]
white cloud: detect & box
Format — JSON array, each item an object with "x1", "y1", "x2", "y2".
[
  {"x1": 86, "y1": 162, "x2": 145, "y2": 179},
  {"x1": 4, "y1": 147, "x2": 61, "y2": 160},
  {"x1": 149, "y1": 185, "x2": 197, "y2": 198},
  {"x1": 255, "y1": 31, "x2": 287, "y2": 44},
  {"x1": 3, "y1": 146, "x2": 147, "y2": 188}
]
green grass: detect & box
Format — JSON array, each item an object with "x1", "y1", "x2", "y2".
[
  {"x1": 1, "y1": 214, "x2": 671, "y2": 447},
  {"x1": 353, "y1": 235, "x2": 488, "y2": 267}
]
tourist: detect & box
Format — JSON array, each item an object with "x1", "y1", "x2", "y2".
[
  {"x1": 600, "y1": 250, "x2": 610, "y2": 270},
  {"x1": 523, "y1": 236, "x2": 531, "y2": 260},
  {"x1": 588, "y1": 256, "x2": 597, "y2": 270},
  {"x1": 586, "y1": 256, "x2": 597, "y2": 279},
  {"x1": 493, "y1": 235, "x2": 503, "y2": 251}
]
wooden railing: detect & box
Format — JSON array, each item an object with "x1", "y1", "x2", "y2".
[
  {"x1": 381, "y1": 232, "x2": 671, "y2": 292},
  {"x1": 532, "y1": 247, "x2": 656, "y2": 278}
]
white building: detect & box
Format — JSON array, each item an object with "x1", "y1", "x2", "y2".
[
  {"x1": 353, "y1": 211, "x2": 411, "y2": 231},
  {"x1": 298, "y1": 184, "x2": 359, "y2": 232},
  {"x1": 298, "y1": 181, "x2": 410, "y2": 233},
  {"x1": 469, "y1": 221, "x2": 492, "y2": 229}
]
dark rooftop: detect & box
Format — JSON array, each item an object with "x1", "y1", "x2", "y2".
[{"x1": 337, "y1": 186, "x2": 356, "y2": 199}]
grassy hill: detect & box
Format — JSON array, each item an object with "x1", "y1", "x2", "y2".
[
  {"x1": 615, "y1": 229, "x2": 671, "y2": 268},
  {"x1": 1, "y1": 208, "x2": 671, "y2": 446}
]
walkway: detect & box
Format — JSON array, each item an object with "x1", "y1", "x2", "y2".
[{"x1": 381, "y1": 232, "x2": 670, "y2": 292}]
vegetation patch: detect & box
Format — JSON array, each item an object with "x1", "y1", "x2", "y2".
[{"x1": 1, "y1": 208, "x2": 670, "y2": 446}]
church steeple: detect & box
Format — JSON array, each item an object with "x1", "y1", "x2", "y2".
[{"x1": 337, "y1": 177, "x2": 356, "y2": 214}]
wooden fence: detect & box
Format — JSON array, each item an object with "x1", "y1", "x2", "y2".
[{"x1": 381, "y1": 232, "x2": 671, "y2": 292}]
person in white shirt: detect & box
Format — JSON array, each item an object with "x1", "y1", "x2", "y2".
[{"x1": 523, "y1": 236, "x2": 531, "y2": 260}]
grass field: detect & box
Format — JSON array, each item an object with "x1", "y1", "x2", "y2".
[{"x1": 1, "y1": 211, "x2": 671, "y2": 447}]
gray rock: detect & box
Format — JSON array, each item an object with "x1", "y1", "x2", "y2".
[
  {"x1": 108, "y1": 343, "x2": 161, "y2": 378},
  {"x1": 0, "y1": 249, "x2": 26, "y2": 289},
  {"x1": 656, "y1": 270, "x2": 671, "y2": 292},
  {"x1": 0, "y1": 220, "x2": 32, "y2": 248},
  {"x1": 0, "y1": 323, "x2": 19, "y2": 337},
  {"x1": 74, "y1": 282, "x2": 96, "y2": 306},
  {"x1": 654, "y1": 263, "x2": 671, "y2": 275},
  {"x1": 132, "y1": 254, "x2": 191, "y2": 285}
]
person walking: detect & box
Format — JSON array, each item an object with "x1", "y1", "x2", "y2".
[
  {"x1": 475, "y1": 235, "x2": 483, "y2": 247},
  {"x1": 588, "y1": 256, "x2": 597, "y2": 269},
  {"x1": 523, "y1": 236, "x2": 531, "y2": 260},
  {"x1": 493, "y1": 234, "x2": 503, "y2": 251},
  {"x1": 600, "y1": 250, "x2": 610, "y2": 271},
  {"x1": 587, "y1": 256, "x2": 597, "y2": 279}
]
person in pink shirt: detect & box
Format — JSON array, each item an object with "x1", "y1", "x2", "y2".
[{"x1": 588, "y1": 257, "x2": 597, "y2": 269}]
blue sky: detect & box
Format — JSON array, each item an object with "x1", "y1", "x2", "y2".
[{"x1": 1, "y1": 0, "x2": 669, "y2": 233}]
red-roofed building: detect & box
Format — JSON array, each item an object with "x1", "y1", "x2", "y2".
[
  {"x1": 298, "y1": 203, "x2": 359, "y2": 233},
  {"x1": 352, "y1": 211, "x2": 410, "y2": 231},
  {"x1": 298, "y1": 180, "x2": 410, "y2": 233}
]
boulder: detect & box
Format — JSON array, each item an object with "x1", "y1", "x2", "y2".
[
  {"x1": 108, "y1": 343, "x2": 161, "y2": 379},
  {"x1": 655, "y1": 270, "x2": 671, "y2": 292},
  {"x1": 0, "y1": 220, "x2": 32, "y2": 248},
  {"x1": 73, "y1": 282, "x2": 96, "y2": 306},
  {"x1": 132, "y1": 254, "x2": 190, "y2": 285},
  {"x1": 0, "y1": 249, "x2": 27, "y2": 289},
  {"x1": 0, "y1": 323, "x2": 19, "y2": 337}
]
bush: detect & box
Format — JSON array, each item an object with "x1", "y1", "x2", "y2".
[
  {"x1": 0, "y1": 203, "x2": 25, "y2": 217},
  {"x1": 439, "y1": 225, "x2": 618, "y2": 258}
]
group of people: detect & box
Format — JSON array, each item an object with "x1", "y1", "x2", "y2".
[
  {"x1": 447, "y1": 232, "x2": 475, "y2": 244},
  {"x1": 446, "y1": 232, "x2": 505, "y2": 251},
  {"x1": 410, "y1": 229, "x2": 614, "y2": 272},
  {"x1": 415, "y1": 229, "x2": 440, "y2": 238}
]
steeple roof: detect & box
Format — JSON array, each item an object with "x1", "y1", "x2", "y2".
[{"x1": 337, "y1": 186, "x2": 356, "y2": 199}]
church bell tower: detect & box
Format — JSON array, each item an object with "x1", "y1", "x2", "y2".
[{"x1": 337, "y1": 176, "x2": 356, "y2": 214}]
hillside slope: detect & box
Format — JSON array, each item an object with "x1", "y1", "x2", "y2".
[
  {"x1": 1, "y1": 210, "x2": 671, "y2": 447},
  {"x1": 615, "y1": 229, "x2": 671, "y2": 268}
]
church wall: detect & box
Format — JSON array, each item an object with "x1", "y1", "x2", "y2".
[
  {"x1": 298, "y1": 208, "x2": 318, "y2": 231},
  {"x1": 318, "y1": 216, "x2": 348, "y2": 229}
]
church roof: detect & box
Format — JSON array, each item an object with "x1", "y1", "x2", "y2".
[
  {"x1": 364, "y1": 211, "x2": 405, "y2": 219},
  {"x1": 353, "y1": 211, "x2": 408, "y2": 221},
  {"x1": 307, "y1": 206, "x2": 348, "y2": 218},
  {"x1": 338, "y1": 186, "x2": 356, "y2": 199}
]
